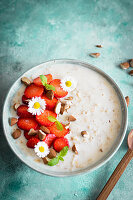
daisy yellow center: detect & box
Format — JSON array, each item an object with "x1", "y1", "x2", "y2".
[
  {"x1": 65, "y1": 81, "x2": 72, "y2": 87},
  {"x1": 34, "y1": 102, "x2": 40, "y2": 109},
  {"x1": 39, "y1": 146, "x2": 45, "y2": 152}
]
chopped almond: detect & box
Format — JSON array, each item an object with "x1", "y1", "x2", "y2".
[
  {"x1": 54, "y1": 101, "x2": 61, "y2": 114},
  {"x1": 12, "y1": 129, "x2": 21, "y2": 139},
  {"x1": 42, "y1": 157, "x2": 48, "y2": 164},
  {"x1": 96, "y1": 45, "x2": 103, "y2": 48},
  {"x1": 38, "y1": 130, "x2": 46, "y2": 140},
  {"x1": 46, "y1": 90, "x2": 54, "y2": 100},
  {"x1": 129, "y1": 59, "x2": 133, "y2": 68},
  {"x1": 47, "y1": 149, "x2": 57, "y2": 159},
  {"x1": 125, "y1": 96, "x2": 129, "y2": 107},
  {"x1": 81, "y1": 131, "x2": 87, "y2": 137},
  {"x1": 10, "y1": 117, "x2": 18, "y2": 126},
  {"x1": 90, "y1": 53, "x2": 100, "y2": 58},
  {"x1": 68, "y1": 115, "x2": 76, "y2": 122},
  {"x1": 72, "y1": 144, "x2": 78, "y2": 154},
  {"x1": 120, "y1": 62, "x2": 129, "y2": 69},
  {"x1": 13, "y1": 103, "x2": 20, "y2": 111},
  {"x1": 99, "y1": 148, "x2": 103, "y2": 152},
  {"x1": 129, "y1": 70, "x2": 133, "y2": 76},
  {"x1": 28, "y1": 128, "x2": 38, "y2": 136},
  {"x1": 21, "y1": 77, "x2": 31, "y2": 85},
  {"x1": 64, "y1": 122, "x2": 70, "y2": 129},
  {"x1": 40, "y1": 126, "x2": 50, "y2": 134},
  {"x1": 65, "y1": 96, "x2": 73, "y2": 100}
]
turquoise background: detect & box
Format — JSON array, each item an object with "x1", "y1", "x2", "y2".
[{"x1": 0, "y1": 0, "x2": 133, "y2": 199}]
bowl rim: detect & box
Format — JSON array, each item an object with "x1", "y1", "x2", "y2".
[{"x1": 2, "y1": 58, "x2": 128, "y2": 177}]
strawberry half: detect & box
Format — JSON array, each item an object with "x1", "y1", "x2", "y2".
[
  {"x1": 24, "y1": 84, "x2": 44, "y2": 98},
  {"x1": 41, "y1": 94, "x2": 58, "y2": 110},
  {"x1": 36, "y1": 110, "x2": 57, "y2": 127},
  {"x1": 22, "y1": 95, "x2": 30, "y2": 105},
  {"x1": 17, "y1": 105, "x2": 33, "y2": 118},
  {"x1": 43, "y1": 134, "x2": 56, "y2": 147},
  {"x1": 53, "y1": 137, "x2": 69, "y2": 152},
  {"x1": 27, "y1": 137, "x2": 40, "y2": 148},
  {"x1": 33, "y1": 74, "x2": 53, "y2": 86},
  {"x1": 17, "y1": 118, "x2": 38, "y2": 131},
  {"x1": 48, "y1": 123, "x2": 69, "y2": 137},
  {"x1": 50, "y1": 79, "x2": 68, "y2": 98}
]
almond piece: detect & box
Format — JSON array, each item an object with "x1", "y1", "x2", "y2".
[
  {"x1": 72, "y1": 144, "x2": 78, "y2": 154},
  {"x1": 96, "y1": 45, "x2": 103, "y2": 48},
  {"x1": 90, "y1": 53, "x2": 100, "y2": 58},
  {"x1": 54, "y1": 101, "x2": 61, "y2": 114},
  {"x1": 81, "y1": 131, "x2": 87, "y2": 137},
  {"x1": 120, "y1": 62, "x2": 129, "y2": 69},
  {"x1": 12, "y1": 129, "x2": 21, "y2": 139},
  {"x1": 68, "y1": 115, "x2": 76, "y2": 122},
  {"x1": 47, "y1": 149, "x2": 57, "y2": 159},
  {"x1": 65, "y1": 96, "x2": 73, "y2": 100},
  {"x1": 129, "y1": 70, "x2": 133, "y2": 76},
  {"x1": 40, "y1": 126, "x2": 50, "y2": 134},
  {"x1": 28, "y1": 128, "x2": 38, "y2": 136},
  {"x1": 129, "y1": 59, "x2": 133, "y2": 68},
  {"x1": 125, "y1": 96, "x2": 129, "y2": 107},
  {"x1": 46, "y1": 90, "x2": 54, "y2": 100},
  {"x1": 10, "y1": 117, "x2": 18, "y2": 126},
  {"x1": 13, "y1": 103, "x2": 20, "y2": 111},
  {"x1": 21, "y1": 77, "x2": 31, "y2": 86},
  {"x1": 42, "y1": 157, "x2": 48, "y2": 164},
  {"x1": 64, "y1": 122, "x2": 70, "y2": 129},
  {"x1": 38, "y1": 130, "x2": 46, "y2": 140},
  {"x1": 99, "y1": 148, "x2": 103, "y2": 152}
]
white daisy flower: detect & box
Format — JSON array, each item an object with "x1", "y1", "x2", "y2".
[
  {"x1": 34, "y1": 142, "x2": 49, "y2": 158},
  {"x1": 60, "y1": 76, "x2": 76, "y2": 92},
  {"x1": 28, "y1": 97, "x2": 46, "y2": 116}
]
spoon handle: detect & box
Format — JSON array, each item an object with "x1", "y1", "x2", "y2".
[{"x1": 97, "y1": 149, "x2": 133, "y2": 200}]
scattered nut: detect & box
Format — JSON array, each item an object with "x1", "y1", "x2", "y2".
[
  {"x1": 46, "y1": 90, "x2": 54, "y2": 100},
  {"x1": 10, "y1": 117, "x2": 18, "y2": 126},
  {"x1": 129, "y1": 59, "x2": 133, "y2": 68},
  {"x1": 38, "y1": 130, "x2": 46, "y2": 140},
  {"x1": 13, "y1": 103, "x2": 20, "y2": 111},
  {"x1": 42, "y1": 157, "x2": 48, "y2": 164},
  {"x1": 89, "y1": 53, "x2": 100, "y2": 58},
  {"x1": 40, "y1": 126, "x2": 50, "y2": 134},
  {"x1": 21, "y1": 77, "x2": 31, "y2": 86},
  {"x1": 125, "y1": 96, "x2": 129, "y2": 107},
  {"x1": 47, "y1": 149, "x2": 57, "y2": 159},
  {"x1": 72, "y1": 144, "x2": 78, "y2": 154},
  {"x1": 64, "y1": 122, "x2": 70, "y2": 129},
  {"x1": 28, "y1": 128, "x2": 38, "y2": 136},
  {"x1": 99, "y1": 148, "x2": 103, "y2": 152},
  {"x1": 64, "y1": 96, "x2": 73, "y2": 100},
  {"x1": 129, "y1": 70, "x2": 133, "y2": 76},
  {"x1": 81, "y1": 131, "x2": 87, "y2": 137},
  {"x1": 120, "y1": 62, "x2": 129, "y2": 69},
  {"x1": 68, "y1": 115, "x2": 76, "y2": 122},
  {"x1": 12, "y1": 129, "x2": 21, "y2": 139},
  {"x1": 60, "y1": 103, "x2": 65, "y2": 115},
  {"x1": 96, "y1": 45, "x2": 103, "y2": 48},
  {"x1": 54, "y1": 101, "x2": 61, "y2": 114}
]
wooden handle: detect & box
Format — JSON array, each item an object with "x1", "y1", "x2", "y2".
[{"x1": 97, "y1": 149, "x2": 133, "y2": 200}]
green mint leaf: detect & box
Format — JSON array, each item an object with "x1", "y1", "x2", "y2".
[
  {"x1": 55, "y1": 121, "x2": 63, "y2": 131},
  {"x1": 59, "y1": 146, "x2": 69, "y2": 157},
  {"x1": 59, "y1": 157, "x2": 64, "y2": 161},
  {"x1": 45, "y1": 84, "x2": 55, "y2": 91},
  {"x1": 48, "y1": 116, "x2": 57, "y2": 122},
  {"x1": 40, "y1": 75, "x2": 47, "y2": 86},
  {"x1": 48, "y1": 157, "x2": 59, "y2": 166}
]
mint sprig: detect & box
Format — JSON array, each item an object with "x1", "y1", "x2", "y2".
[
  {"x1": 48, "y1": 116, "x2": 63, "y2": 131},
  {"x1": 48, "y1": 146, "x2": 69, "y2": 166},
  {"x1": 40, "y1": 75, "x2": 55, "y2": 91}
]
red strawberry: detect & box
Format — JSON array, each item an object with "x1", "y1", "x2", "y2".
[
  {"x1": 48, "y1": 123, "x2": 69, "y2": 137},
  {"x1": 41, "y1": 94, "x2": 58, "y2": 110},
  {"x1": 53, "y1": 137, "x2": 69, "y2": 152},
  {"x1": 17, "y1": 105, "x2": 33, "y2": 118},
  {"x1": 43, "y1": 134, "x2": 56, "y2": 147},
  {"x1": 24, "y1": 84, "x2": 44, "y2": 98},
  {"x1": 22, "y1": 95, "x2": 30, "y2": 105},
  {"x1": 50, "y1": 79, "x2": 68, "y2": 98},
  {"x1": 36, "y1": 110, "x2": 57, "y2": 127},
  {"x1": 24, "y1": 131, "x2": 39, "y2": 140},
  {"x1": 17, "y1": 118, "x2": 38, "y2": 130},
  {"x1": 33, "y1": 74, "x2": 53, "y2": 86},
  {"x1": 27, "y1": 137, "x2": 40, "y2": 148}
]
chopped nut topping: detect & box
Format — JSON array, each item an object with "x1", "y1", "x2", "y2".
[
  {"x1": 13, "y1": 103, "x2": 20, "y2": 111},
  {"x1": 99, "y1": 148, "x2": 103, "y2": 152},
  {"x1": 96, "y1": 45, "x2": 103, "y2": 48},
  {"x1": 68, "y1": 115, "x2": 76, "y2": 122},
  {"x1": 46, "y1": 90, "x2": 54, "y2": 100},
  {"x1": 65, "y1": 96, "x2": 73, "y2": 100},
  {"x1": 12, "y1": 129, "x2": 21, "y2": 139},
  {"x1": 38, "y1": 130, "x2": 46, "y2": 140},
  {"x1": 10, "y1": 117, "x2": 18, "y2": 126},
  {"x1": 28, "y1": 128, "x2": 38, "y2": 136},
  {"x1": 42, "y1": 157, "x2": 48, "y2": 164},
  {"x1": 120, "y1": 62, "x2": 129, "y2": 69},
  {"x1": 40, "y1": 126, "x2": 50, "y2": 134},
  {"x1": 89, "y1": 53, "x2": 100, "y2": 58},
  {"x1": 64, "y1": 122, "x2": 70, "y2": 129},
  {"x1": 60, "y1": 103, "x2": 66, "y2": 115},
  {"x1": 47, "y1": 149, "x2": 57, "y2": 159},
  {"x1": 81, "y1": 131, "x2": 87, "y2": 137},
  {"x1": 125, "y1": 96, "x2": 129, "y2": 107},
  {"x1": 129, "y1": 59, "x2": 133, "y2": 68},
  {"x1": 54, "y1": 101, "x2": 61, "y2": 114},
  {"x1": 21, "y1": 77, "x2": 31, "y2": 86},
  {"x1": 72, "y1": 144, "x2": 78, "y2": 154},
  {"x1": 129, "y1": 70, "x2": 133, "y2": 76}
]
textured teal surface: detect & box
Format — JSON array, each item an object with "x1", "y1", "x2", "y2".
[{"x1": 0, "y1": 0, "x2": 133, "y2": 199}]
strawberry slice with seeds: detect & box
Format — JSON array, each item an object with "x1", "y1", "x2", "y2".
[
  {"x1": 36, "y1": 110, "x2": 57, "y2": 127},
  {"x1": 41, "y1": 94, "x2": 58, "y2": 111},
  {"x1": 33, "y1": 74, "x2": 53, "y2": 86},
  {"x1": 53, "y1": 137, "x2": 69, "y2": 152},
  {"x1": 43, "y1": 134, "x2": 56, "y2": 147},
  {"x1": 17, "y1": 118, "x2": 38, "y2": 131},
  {"x1": 17, "y1": 105, "x2": 33, "y2": 118},
  {"x1": 50, "y1": 79, "x2": 68, "y2": 98},
  {"x1": 27, "y1": 137, "x2": 40, "y2": 148},
  {"x1": 24, "y1": 83, "x2": 44, "y2": 98},
  {"x1": 48, "y1": 123, "x2": 69, "y2": 137}
]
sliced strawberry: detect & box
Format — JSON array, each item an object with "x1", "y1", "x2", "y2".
[
  {"x1": 22, "y1": 95, "x2": 30, "y2": 105},
  {"x1": 33, "y1": 74, "x2": 53, "y2": 86},
  {"x1": 50, "y1": 79, "x2": 68, "y2": 98},
  {"x1": 48, "y1": 123, "x2": 69, "y2": 137},
  {"x1": 17, "y1": 118, "x2": 38, "y2": 131},
  {"x1": 43, "y1": 134, "x2": 56, "y2": 147},
  {"x1": 53, "y1": 137, "x2": 69, "y2": 152},
  {"x1": 17, "y1": 105, "x2": 33, "y2": 118},
  {"x1": 24, "y1": 84, "x2": 44, "y2": 98},
  {"x1": 27, "y1": 137, "x2": 40, "y2": 148},
  {"x1": 24, "y1": 131, "x2": 39, "y2": 140},
  {"x1": 36, "y1": 110, "x2": 57, "y2": 127},
  {"x1": 41, "y1": 94, "x2": 58, "y2": 110}
]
